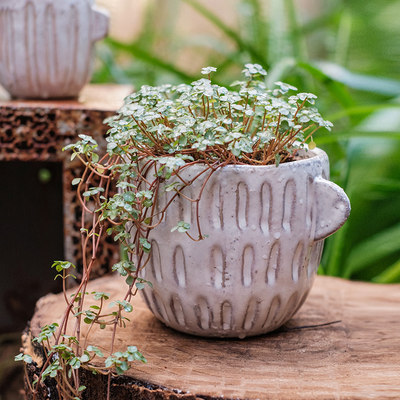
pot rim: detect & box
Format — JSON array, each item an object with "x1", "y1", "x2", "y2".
[{"x1": 177, "y1": 147, "x2": 327, "y2": 172}]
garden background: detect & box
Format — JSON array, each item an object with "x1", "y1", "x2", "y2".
[
  {"x1": 1, "y1": 0, "x2": 400, "y2": 398},
  {"x1": 93, "y1": 0, "x2": 400, "y2": 284}
]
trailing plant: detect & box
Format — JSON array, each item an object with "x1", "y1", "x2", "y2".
[{"x1": 16, "y1": 64, "x2": 331, "y2": 400}]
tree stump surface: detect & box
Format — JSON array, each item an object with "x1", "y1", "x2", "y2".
[{"x1": 26, "y1": 275, "x2": 400, "y2": 399}]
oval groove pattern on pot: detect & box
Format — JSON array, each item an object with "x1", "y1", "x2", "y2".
[
  {"x1": 6, "y1": 9, "x2": 17, "y2": 85},
  {"x1": 282, "y1": 178, "x2": 296, "y2": 232},
  {"x1": 170, "y1": 295, "x2": 186, "y2": 326},
  {"x1": 308, "y1": 241, "x2": 324, "y2": 278},
  {"x1": 64, "y1": 4, "x2": 78, "y2": 94},
  {"x1": 210, "y1": 245, "x2": 226, "y2": 289},
  {"x1": 261, "y1": 295, "x2": 281, "y2": 329},
  {"x1": 76, "y1": 2, "x2": 92, "y2": 89},
  {"x1": 259, "y1": 181, "x2": 272, "y2": 234},
  {"x1": 25, "y1": 4, "x2": 36, "y2": 93},
  {"x1": 241, "y1": 245, "x2": 255, "y2": 287},
  {"x1": 293, "y1": 288, "x2": 310, "y2": 315},
  {"x1": 275, "y1": 291, "x2": 299, "y2": 327},
  {"x1": 209, "y1": 182, "x2": 224, "y2": 230},
  {"x1": 242, "y1": 297, "x2": 260, "y2": 330},
  {"x1": 150, "y1": 240, "x2": 163, "y2": 283},
  {"x1": 177, "y1": 187, "x2": 192, "y2": 225},
  {"x1": 155, "y1": 189, "x2": 167, "y2": 224},
  {"x1": 140, "y1": 289, "x2": 151, "y2": 310},
  {"x1": 306, "y1": 175, "x2": 314, "y2": 229},
  {"x1": 291, "y1": 241, "x2": 305, "y2": 282},
  {"x1": 176, "y1": 192, "x2": 185, "y2": 223},
  {"x1": 173, "y1": 245, "x2": 187, "y2": 288},
  {"x1": 0, "y1": 12, "x2": 7, "y2": 78},
  {"x1": 236, "y1": 182, "x2": 249, "y2": 230},
  {"x1": 266, "y1": 241, "x2": 280, "y2": 285},
  {"x1": 45, "y1": 4, "x2": 57, "y2": 87},
  {"x1": 151, "y1": 291, "x2": 168, "y2": 322},
  {"x1": 221, "y1": 301, "x2": 233, "y2": 330},
  {"x1": 194, "y1": 297, "x2": 212, "y2": 330}
]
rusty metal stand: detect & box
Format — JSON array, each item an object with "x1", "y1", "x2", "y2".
[{"x1": 0, "y1": 84, "x2": 132, "y2": 276}]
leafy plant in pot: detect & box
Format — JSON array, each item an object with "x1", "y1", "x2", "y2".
[
  {"x1": 17, "y1": 64, "x2": 350, "y2": 399},
  {"x1": 102, "y1": 64, "x2": 350, "y2": 338}
]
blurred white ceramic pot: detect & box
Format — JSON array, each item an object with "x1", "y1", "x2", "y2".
[{"x1": 0, "y1": 0, "x2": 109, "y2": 99}]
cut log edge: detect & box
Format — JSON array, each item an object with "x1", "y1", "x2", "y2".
[{"x1": 22, "y1": 328, "x2": 227, "y2": 400}]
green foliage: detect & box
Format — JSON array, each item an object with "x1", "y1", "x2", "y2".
[
  {"x1": 110, "y1": 300, "x2": 133, "y2": 313},
  {"x1": 92, "y1": 291, "x2": 110, "y2": 301},
  {"x1": 41, "y1": 359, "x2": 62, "y2": 379},
  {"x1": 21, "y1": 286, "x2": 144, "y2": 399},
  {"x1": 32, "y1": 323, "x2": 59, "y2": 344},
  {"x1": 171, "y1": 221, "x2": 191, "y2": 233},
  {"x1": 105, "y1": 347, "x2": 147, "y2": 375},
  {"x1": 15, "y1": 353, "x2": 32, "y2": 364},
  {"x1": 51, "y1": 261, "x2": 76, "y2": 272},
  {"x1": 106, "y1": 65, "x2": 330, "y2": 167},
  {"x1": 51, "y1": 261, "x2": 77, "y2": 281},
  {"x1": 112, "y1": 260, "x2": 136, "y2": 276},
  {"x1": 91, "y1": 0, "x2": 400, "y2": 283},
  {"x1": 63, "y1": 134, "x2": 99, "y2": 161},
  {"x1": 83, "y1": 187, "x2": 105, "y2": 198},
  {"x1": 135, "y1": 278, "x2": 153, "y2": 290},
  {"x1": 321, "y1": 138, "x2": 400, "y2": 282}
]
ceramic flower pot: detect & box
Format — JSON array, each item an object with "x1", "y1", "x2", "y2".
[
  {"x1": 139, "y1": 148, "x2": 350, "y2": 338},
  {"x1": 0, "y1": 0, "x2": 109, "y2": 99}
]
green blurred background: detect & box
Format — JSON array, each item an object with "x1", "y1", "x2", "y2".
[{"x1": 92, "y1": 0, "x2": 400, "y2": 283}]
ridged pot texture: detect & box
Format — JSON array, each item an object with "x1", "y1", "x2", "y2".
[
  {"x1": 138, "y1": 148, "x2": 350, "y2": 338},
  {"x1": 0, "y1": 0, "x2": 108, "y2": 99}
]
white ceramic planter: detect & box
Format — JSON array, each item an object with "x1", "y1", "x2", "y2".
[
  {"x1": 0, "y1": 0, "x2": 109, "y2": 99},
  {"x1": 139, "y1": 148, "x2": 350, "y2": 338}
]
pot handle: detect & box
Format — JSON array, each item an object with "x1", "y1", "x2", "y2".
[
  {"x1": 314, "y1": 177, "x2": 351, "y2": 241},
  {"x1": 91, "y1": 7, "x2": 109, "y2": 43}
]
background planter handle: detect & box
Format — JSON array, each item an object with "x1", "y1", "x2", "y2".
[
  {"x1": 314, "y1": 177, "x2": 351, "y2": 241},
  {"x1": 91, "y1": 7, "x2": 110, "y2": 42}
]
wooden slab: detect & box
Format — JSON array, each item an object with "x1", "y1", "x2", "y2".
[
  {"x1": 27, "y1": 275, "x2": 400, "y2": 399},
  {"x1": 0, "y1": 84, "x2": 133, "y2": 111}
]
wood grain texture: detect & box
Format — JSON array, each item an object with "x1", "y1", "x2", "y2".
[{"x1": 27, "y1": 275, "x2": 400, "y2": 399}]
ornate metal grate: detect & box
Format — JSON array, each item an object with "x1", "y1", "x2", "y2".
[{"x1": 0, "y1": 85, "x2": 132, "y2": 278}]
